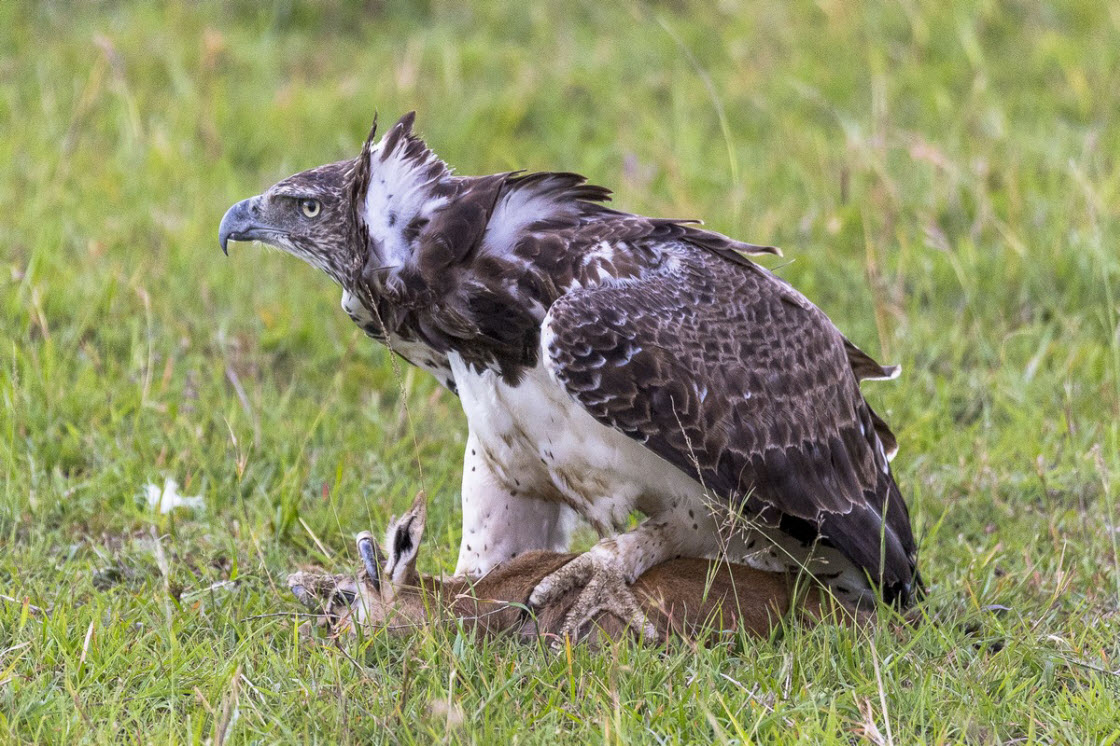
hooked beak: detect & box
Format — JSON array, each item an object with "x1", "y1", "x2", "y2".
[{"x1": 218, "y1": 197, "x2": 267, "y2": 255}]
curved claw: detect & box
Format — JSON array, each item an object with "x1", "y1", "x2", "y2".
[{"x1": 530, "y1": 552, "x2": 660, "y2": 646}]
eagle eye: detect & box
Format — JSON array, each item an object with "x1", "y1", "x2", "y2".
[{"x1": 299, "y1": 199, "x2": 322, "y2": 218}]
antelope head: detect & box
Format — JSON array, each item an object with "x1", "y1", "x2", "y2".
[{"x1": 287, "y1": 492, "x2": 430, "y2": 635}]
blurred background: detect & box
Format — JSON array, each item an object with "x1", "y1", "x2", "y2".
[{"x1": 2, "y1": 1, "x2": 1118, "y2": 740}]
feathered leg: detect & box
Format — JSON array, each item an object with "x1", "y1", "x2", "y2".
[{"x1": 455, "y1": 430, "x2": 578, "y2": 577}]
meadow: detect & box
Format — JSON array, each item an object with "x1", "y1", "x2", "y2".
[{"x1": 2, "y1": 1, "x2": 1119, "y2": 742}]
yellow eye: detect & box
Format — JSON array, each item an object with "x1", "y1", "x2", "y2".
[{"x1": 299, "y1": 199, "x2": 321, "y2": 218}]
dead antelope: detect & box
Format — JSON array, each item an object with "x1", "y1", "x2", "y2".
[{"x1": 288, "y1": 494, "x2": 863, "y2": 646}]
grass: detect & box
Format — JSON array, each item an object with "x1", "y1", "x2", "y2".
[{"x1": 2, "y1": 0, "x2": 1119, "y2": 742}]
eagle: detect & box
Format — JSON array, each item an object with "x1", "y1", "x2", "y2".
[{"x1": 219, "y1": 112, "x2": 921, "y2": 638}]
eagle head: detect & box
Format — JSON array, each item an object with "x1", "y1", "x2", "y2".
[
  {"x1": 218, "y1": 156, "x2": 361, "y2": 283},
  {"x1": 218, "y1": 112, "x2": 451, "y2": 290}
]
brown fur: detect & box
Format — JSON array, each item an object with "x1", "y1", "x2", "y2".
[
  {"x1": 434, "y1": 552, "x2": 852, "y2": 644},
  {"x1": 287, "y1": 495, "x2": 863, "y2": 646}
]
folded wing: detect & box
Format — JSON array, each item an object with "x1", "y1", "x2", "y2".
[{"x1": 542, "y1": 244, "x2": 919, "y2": 604}]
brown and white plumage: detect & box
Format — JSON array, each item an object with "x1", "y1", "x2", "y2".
[
  {"x1": 544, "y1": 243, "x2": 916, "y2": 601},
  {"x1": 219, "y1": 112, "x2": 921, "y2": 623}
]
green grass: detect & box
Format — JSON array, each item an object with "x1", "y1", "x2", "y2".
[{"x1": 3, "y1": 0, "x2": 1119, "y2": 742}]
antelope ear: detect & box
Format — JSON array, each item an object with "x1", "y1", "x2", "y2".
[
  {"x1": 355, "y1": 531, "x2": 384, "y2": 592},
  {"x1": 383, "y1": 492, "x2": 427, "y2": 586}
]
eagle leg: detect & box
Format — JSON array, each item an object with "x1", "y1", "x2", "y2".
[
  {"x1": 529, "y1": 543, "x2": 660, "y2": 646},
  {"x1": 455, "y1": 433, "x2": 579, "y2": 577}
]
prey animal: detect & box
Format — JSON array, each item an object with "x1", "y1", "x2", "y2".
[
  {"x1": 288, "y1": 493, "x2": 860, "y2": 645},
  {"x1": 221, "y1": 112, "x2": 921, "y2": 641}
]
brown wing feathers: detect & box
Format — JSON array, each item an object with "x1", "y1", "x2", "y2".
[{"x1": 545, "y1": 245, "x2": 919, "y2": 605}]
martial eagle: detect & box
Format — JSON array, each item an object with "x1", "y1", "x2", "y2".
[{"x1": 220, "y1": 113, "x2": 921, "y2": 637}]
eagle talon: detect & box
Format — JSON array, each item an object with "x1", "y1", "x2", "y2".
[{"x1": 530, "y1": 551, "x2": 660, "y2": 646}]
